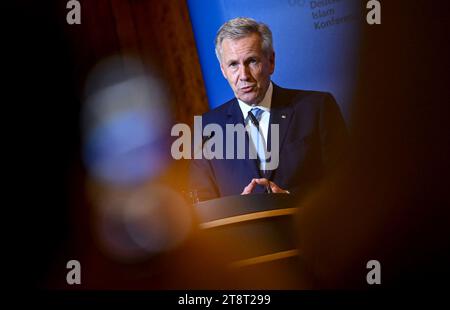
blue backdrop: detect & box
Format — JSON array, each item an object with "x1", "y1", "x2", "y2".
[{"x1": 187, "y1": 0, "x2": 361, "y2": 124}]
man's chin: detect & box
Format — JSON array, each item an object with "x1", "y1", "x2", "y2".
[{"x1": 237, "y1": 94, "x2": 259, "y2": 105}]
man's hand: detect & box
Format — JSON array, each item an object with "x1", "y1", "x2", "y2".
[{"x1": 241, "y1": 178, "x2": 290, "y2": 195}]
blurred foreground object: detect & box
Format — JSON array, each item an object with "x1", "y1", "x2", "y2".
[
  {"x1": 81, "y1": 56, "x2": 193, "y2": 262},
  {"x1": 82, "y1": 56, "x2": 170, "y2": 186}
]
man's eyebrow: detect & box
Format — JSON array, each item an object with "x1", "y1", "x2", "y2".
[{"x1": 226, "y1": 55, "x2": 259, "y2": 65}]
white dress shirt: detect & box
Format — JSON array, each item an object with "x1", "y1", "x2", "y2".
[{"x1": 237, "y1": 81, "x2": 273, "y2": 144}]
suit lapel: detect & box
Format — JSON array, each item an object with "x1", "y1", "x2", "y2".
[{"x1": 267, "y1": 84, "x2": 294, "y2": 180}]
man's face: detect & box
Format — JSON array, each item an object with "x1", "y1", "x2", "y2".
[{"x1": 219, "y1": 33, "x2": 275, "y2": 105}]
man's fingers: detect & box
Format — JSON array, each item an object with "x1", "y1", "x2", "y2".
[
  {"x1": 241, "y1": 181, "x2": 255, "y2": 194},
  {"x1": 241, "y1": 178, "x2": 257, "y2": 195},
  {"x1": 269, "y1": 182, "x2": 283, "y2": 193},
  {"x1": 269, "y1": 182, "x2": 290, "y2": 194},
  {"x1": 256, "y1": 178, "x2": 289, "y2": 194},
  {"x1": 253, "y1": 178, "x2": 269, "y2": 185},
  {"x1": 242, "y1": 178, "x2": 290, "y2": 194}
]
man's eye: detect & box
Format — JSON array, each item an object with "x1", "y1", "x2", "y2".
[
  {"x1": 249, "y1": 59, "x2": 257, "y2": 64},
  {"x1": 229, "y1": 63, "x2": 237, "y2": 68}
]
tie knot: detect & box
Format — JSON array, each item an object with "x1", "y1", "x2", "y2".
[{"x1": 250, "y1": 107, "x2": 264, "y2": 121}]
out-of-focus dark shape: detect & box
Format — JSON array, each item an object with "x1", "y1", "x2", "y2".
[
  {"x1": 93, "y1": 183, "x2": 193, "y2": 262},
  {"x1": 293, "y1": 1, "x2": 450, "y2": 289},
  {"x1": 81, "y1": 55, "x2": 196, "y2": 264},
  {"x1": 82, "y1": 55, "x2": 170, "y2": 185},
  {"x1": 19, "y1": 0, "x2": 211, "y2": 289}
]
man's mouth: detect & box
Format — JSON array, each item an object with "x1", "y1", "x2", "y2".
[{"x1": 240, "y1": 85, "x2": 255, "y2": 93}]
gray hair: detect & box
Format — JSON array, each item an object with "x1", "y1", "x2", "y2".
[{"x1": 214, "y1": 17, "x2": 273, "y2": 62}]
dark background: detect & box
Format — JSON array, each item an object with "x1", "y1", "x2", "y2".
[{"x1": 6, "y1": 0, "x2": 450, "y2": 291}]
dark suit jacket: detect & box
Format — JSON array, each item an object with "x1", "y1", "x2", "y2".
[{"x1": 189, "y1": 84, "x2": 348, "y2": 201}]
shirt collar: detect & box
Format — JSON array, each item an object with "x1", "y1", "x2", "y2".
[{"x1": 237, "y1": 81, "x2": 273, "y2": 118}]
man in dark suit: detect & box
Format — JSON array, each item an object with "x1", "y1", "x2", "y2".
[{"x1": 189, "y1": 17, "x2": 347, "y2": 201}]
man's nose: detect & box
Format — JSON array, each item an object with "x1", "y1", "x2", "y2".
[{"x1": 239, "y1": 65, "x2": 251, "y2": 81}]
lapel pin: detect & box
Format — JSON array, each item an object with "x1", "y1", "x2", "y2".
[{"x1": 281, "y1": 114, "x2": 286, "y2": 119}]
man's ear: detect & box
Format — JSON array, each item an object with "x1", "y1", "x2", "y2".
[{"x1": 269, "y1": 51, "x2": 275, "y2": 75}]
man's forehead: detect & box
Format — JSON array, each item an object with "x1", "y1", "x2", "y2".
[{"x1": 221, "y1": 34, "x2": 262, "y2": 54}]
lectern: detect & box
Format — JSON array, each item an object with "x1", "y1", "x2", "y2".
[{"x1": 194, "y1": 193, "x2": 309, "y2": 289}]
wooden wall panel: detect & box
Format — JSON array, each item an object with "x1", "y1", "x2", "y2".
[{"x1": 64, "y1": 0, "x2": 209, "y2": 124}]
